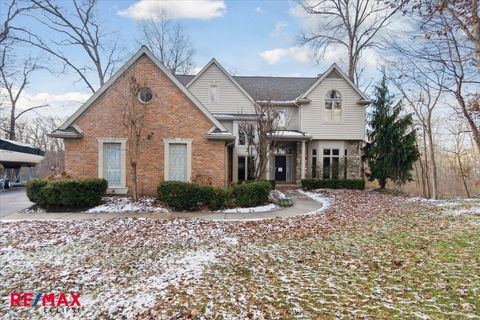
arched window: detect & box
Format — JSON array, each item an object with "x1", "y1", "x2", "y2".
[
  {"x1": 325, "y1": 90, "x2": 342, "y2": 110},
  {"x1": 325, "y1": 90, "x2": 342, "y2": 122}
]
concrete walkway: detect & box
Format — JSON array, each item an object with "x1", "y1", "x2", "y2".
[
  {"x1": 0, "y1": 189, "x2": 323, "y2": 222},
  {"x1": 0, "y1": 188, "x2": 33, "y2": 218}
]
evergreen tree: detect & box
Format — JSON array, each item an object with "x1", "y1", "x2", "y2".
[{"x1": 362, "y1": 75, "x2": 420, "y2": 189}]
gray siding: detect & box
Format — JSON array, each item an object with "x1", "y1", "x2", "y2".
[
  {"x1": 301, "y1": 77, "x2": 366, "y2": 140},
  {"x1": 188, "y1": 64, "x2": 255, "y2": 114}
]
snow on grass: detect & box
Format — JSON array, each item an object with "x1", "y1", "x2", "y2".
[
  {"x1": 86, "y1": 197, "x2": 168, "y2": 213},
  {"x1": 2, "y1": 190, "x2": 479, "y2": 319}
]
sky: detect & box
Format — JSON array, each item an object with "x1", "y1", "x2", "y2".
[{"x1": 4, "y1": 0, "x2": 395, "y2": 120}]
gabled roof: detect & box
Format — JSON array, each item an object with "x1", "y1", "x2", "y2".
[
  {"x1": 176, "y1": 63, "x2": 369, "y2": 105},
  {"x1": 234, "y1": 76, "x2": 318, "y2": 101},
  {"x1": 59, "y1": 46, "x2": 227, "y2": 132},
  {"x1": 300, "y1": 63, "x2": 370, "y2": 102},
  {"x1": 176, "y1": 74, "x2": 317, "y2": 102},
  {"x1": 185, "y1": 58, "x2": 256, "y2": 104}
]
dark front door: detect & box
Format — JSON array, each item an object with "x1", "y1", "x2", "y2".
[{"x1": 275, "y1": 156, "x2": 287, "y2": 181}]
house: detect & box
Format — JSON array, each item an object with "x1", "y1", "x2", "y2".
[{"x1": 50, "y1": 46, "x2": 369, "y2": 195}]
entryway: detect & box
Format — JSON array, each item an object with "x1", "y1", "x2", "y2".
[{"x1": 275, "y1": 156, "x2": 287, "y2": 181}]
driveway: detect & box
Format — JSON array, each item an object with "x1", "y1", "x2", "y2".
[{"x1": 0, "y1": 188, "x2": 33, "y2": 218}]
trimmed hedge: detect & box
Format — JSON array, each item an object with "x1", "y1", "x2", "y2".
[
  {"x1": 26, "y1": 178, "x2": 108, "y2": 208},
  {"x1": 231, "y1": 181, "x2": 272, "y2": 208},
  {"x1": 157, "y1": 180, "x2": 272, "y2": 211},
  {"x1": 157, "y1": 181, "x2": 204, "y2": 211},
  {"x1": 301, "y1": 179, "x2": 365, "y2": 190}
]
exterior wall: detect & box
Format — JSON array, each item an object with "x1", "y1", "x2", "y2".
[
  {"x1": 64, "y1": 54, "x2": 226, "y2": 196},
  {"x1": 188, "y1": 63, "x2": 255, "y2": 114},
  {"x1": 306, "y1": 140, "x2": 362, "y2": 180},
  {"x1": 301, "y1": 76, "x2": 366, "y2": 140}
]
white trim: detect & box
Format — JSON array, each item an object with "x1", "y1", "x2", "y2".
[
  {"x1": 163, "y1": 138, "x2": 192, "y2": 182},
  {"x1": 187, "y1": 58, "x2": 256, "y2": 105},
  {"x1": 97, "y1": 137, "x2": 128, "y2": 194},
  {"x1": 300, "y1": 63, "x2": 369, "y2": 101},
  {"x1": 60, "y1": 46, "x2": 227, "y2": 132}
]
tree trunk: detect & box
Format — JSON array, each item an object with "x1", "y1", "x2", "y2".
[
  {"x1": 379, "y1": 179, "x2": 386, "y2": 189},
  {"x1": 457, "y1": 156, "x2": 471, "y2": 198},
  {"x1": 426, "y1": 125, "x2": 438, "y2": 199},
  {"x1": 422, "y1": 130, "x2": 431, "y2": 198},
  {"x1": 457, "y1": 91, "x2": 480, "y2": 154},
  {"x1": 9, "y1": 104, "x2": 15, "y2": 140},
  {"x1": 131, "y1": 162, "x2": 138, "y2": 202}
]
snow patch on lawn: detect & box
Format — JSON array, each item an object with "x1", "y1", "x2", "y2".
[
  {"x1": 442, "y1": 207, "x2": 480, "y2": 216},
  {"x1": 86, "y1": 197, "x2": 169, "y2": 213}
]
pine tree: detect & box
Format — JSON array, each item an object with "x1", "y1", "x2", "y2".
[{"x1": 362, "y1": 75, "x2": 420, "y2": 189}]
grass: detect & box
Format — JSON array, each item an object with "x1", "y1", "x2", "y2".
[{"x1": 1, "y1": 190, "x2": 479, "y2": 319}]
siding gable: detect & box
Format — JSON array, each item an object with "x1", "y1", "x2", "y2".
[
  {"x1": 187, "y1": 61, "x2": 255, "y2": 114},
  {"x1": 301, "y1": 70, "x2": 366, "y2": 140}
]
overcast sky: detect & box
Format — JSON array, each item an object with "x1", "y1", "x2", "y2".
[{"x1": 4, "y1": 0, "x2": 409, "y2": 120}]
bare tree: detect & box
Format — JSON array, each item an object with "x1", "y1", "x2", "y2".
[
  {"x1": 237, "y1": 95, "x2": 294, "y2": 180},
  {"x1": 138, "y1": 10, "x2": 194, "y2": 75},
  {"x1": 447, "y1": 124, "x2": 472, "y2": 198},
  {"x1": 389, "y1": 59, "x2": 446, "y2": 199},
  {"x1": 12, "y1": 0, "x2": 122, "y2": 92},
  {"x1": 0, "y1": 0, "x2": 37, "y2": 45},
  {"x1": 119, "y1": 66, "x2": 148, "y2": 202},
  {"x1": 401, "y1": 0, "x2": 480, "y2": 68},
  {"x1": 0, "y1": 45, "x2": 48, "y2": 140},
  {"x1": 298, "y1": 0, "x2": 401, "y2": 83}
]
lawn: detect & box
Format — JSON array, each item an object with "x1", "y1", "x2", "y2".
[{"x1": 0, "y1": 190, "x2": 479, "y2": 319}]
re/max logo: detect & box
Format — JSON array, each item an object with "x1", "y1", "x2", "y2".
[{"x1": 10, "y1": 292, "x2": 81, "y2": 307}]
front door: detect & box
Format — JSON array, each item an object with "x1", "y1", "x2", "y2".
[{"x1": 275, "y1": 156, "x2": 287, "y2": 181}]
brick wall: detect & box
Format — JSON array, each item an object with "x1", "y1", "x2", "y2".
[{"x1": 64, "y1": 54, "x2": 226, "y2": 196}]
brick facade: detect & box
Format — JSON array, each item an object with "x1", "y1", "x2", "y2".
[{"x1": 64, "y1": 54, "x2": 226, "y2": 196}]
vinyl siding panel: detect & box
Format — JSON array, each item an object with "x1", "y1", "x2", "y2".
[
  {"x1": 301, "y1": 78, "x2": 366, "y2": 140},
  {"x1": 188, "y1": 64, "x2": 255, "y2": 114}
]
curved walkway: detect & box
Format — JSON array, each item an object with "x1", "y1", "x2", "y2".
[{"x1": 0, "y1": 190, "x2": 324, "y2": 222}]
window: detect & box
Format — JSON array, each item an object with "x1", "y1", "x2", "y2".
[
  {"x1": 323, "y1": 148, "x2": 340, "y2": 179},
  {"x1": 237, "y1": 156, "x2": 246, "y2": 181},
  {"x1": 325, "y1": 90, "x2": 342, "y2": 122},
  {"x1": 103, "y1": 143, "x2": 122, "y2": 186},
  {"x1": 169, "y1": 144, "x2": 187, "y2": 181},
  {"x1": 238, "y1": 124, "x2": 255, "y2": 146},
  {"x1": 163, "y1": 138, "x2": 192, "y2": 182},
  {"x1": 209, "y1": 84, "x2": 218, "y2": 102},
  {"x1": 237, "y1": 156, "x2": 255, "y2": 181},
  {"x1": 312, "y1": 149, "x2": 317, "y2": 178},
  {"x1": 276, "y1": 109, "x2": 287, "y2": 128},
  {"x1": 138, "y1": 87, "x2": 153, "y2": 103}
]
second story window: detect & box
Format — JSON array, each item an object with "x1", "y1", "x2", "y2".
[
  {"x1": 209, "y1": 84, "x2": 218, "y2": 102},
  {"x1": 238, "y1": 124, "x2": 255, "y2": 146},
  {"x1": 276, "y1": 109, "x2": 287, "y2": 128},
  {"x1": 325, "y1": 90, "x2": 342, "y2": 122}
]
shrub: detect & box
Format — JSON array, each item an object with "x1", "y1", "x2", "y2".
[
  {"x1": 26, "y1": 178, "x2": 108, "y2": 208},
  {"x1": 157, "y1": 181, "x2": 205, "y2": 211},
  {"x1": 246, "y1": 179, "x2": 276, "y2": 189},
  {"x1": 301, "y1": 179, "x2": 365, "y2": 190},
  {"x1": 231, "y1": 181, "x2": 272, "y2": 207},
  {"x1": 25, "y1": 178, "x2": 48, "y2": 204},
  {"x1": 207, "y1": 187, "x2": 229, "y2": 210}
]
